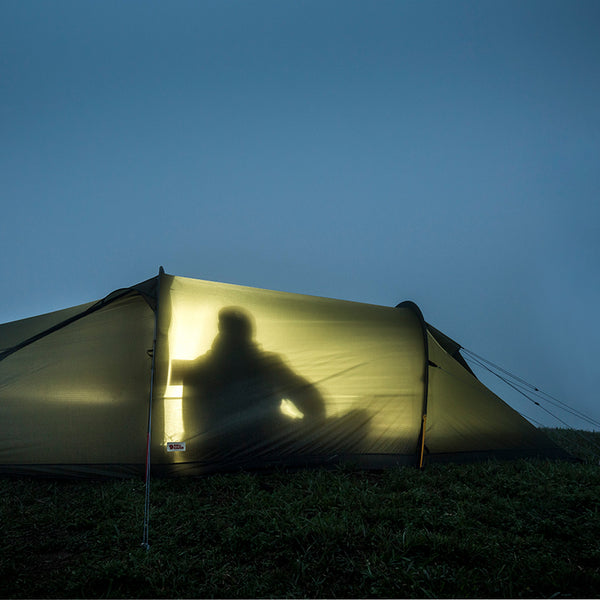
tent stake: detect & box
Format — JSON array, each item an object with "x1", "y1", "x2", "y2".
[{"x1": 418, "y1": 414, "x2": 427, "y2": 469}]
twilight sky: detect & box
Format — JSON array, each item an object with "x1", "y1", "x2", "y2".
[{"x1": 1, "y1": 1, "x2": 599, "y2": 429}]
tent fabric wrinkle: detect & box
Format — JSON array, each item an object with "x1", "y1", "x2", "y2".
[{"x1": 0, "y1": 271, "x2": 571, "y2": 478}]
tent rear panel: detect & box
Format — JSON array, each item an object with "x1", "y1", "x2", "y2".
[{"x1": 425, "y1": 330, "x2": 568, "y2": 461}]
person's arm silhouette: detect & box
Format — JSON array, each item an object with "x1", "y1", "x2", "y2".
[{"x1": 267, "y1": 353, "x2": 326, "y2": 420}]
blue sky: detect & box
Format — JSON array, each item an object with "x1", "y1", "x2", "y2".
[{"x1": 1, "y1": 1, "x2": 599, "y2": 429}]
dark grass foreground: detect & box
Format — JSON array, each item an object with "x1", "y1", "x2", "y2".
[{"x1": 1, "y1": 431, "x2": 599, "y2": 599}]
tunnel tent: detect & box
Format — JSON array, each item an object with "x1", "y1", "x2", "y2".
[{"x1": 0, "y1": 269, "x2": 569, "y2": 478}]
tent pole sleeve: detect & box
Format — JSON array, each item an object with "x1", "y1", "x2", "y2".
[
  {"x1": 141, "y1": 266, "x2": 164, "y2": 550},
  {"x1": 0, "y1": 289, "x2": 130, "y2": 363},
  {"x1": 0, "y1": 274, "x2": 159, "y2": 363},
  {"x1": 396, "y1": 301, "x2": 430, "y2": 468}
]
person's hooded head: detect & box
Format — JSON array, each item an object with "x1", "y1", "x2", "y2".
[{"x1": 216, "y1": 307, "x2": 254, "y2": 349}]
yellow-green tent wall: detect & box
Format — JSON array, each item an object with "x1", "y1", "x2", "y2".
[
  {"x1": 0, "y1": 271, "x2": 569, "y2": 477},
  {"x1": 0, "y1": 292, "x2": 155, "y2": 477}
]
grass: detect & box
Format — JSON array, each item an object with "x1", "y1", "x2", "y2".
[{"x1": 1, "y1": 430, "x2": 599, "y2": 598}]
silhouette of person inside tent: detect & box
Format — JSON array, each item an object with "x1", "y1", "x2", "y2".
[{"x1": 169, "y1": 307, "x2": 326, "y2": 458}]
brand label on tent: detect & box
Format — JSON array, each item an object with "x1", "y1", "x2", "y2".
[{"x1": 166, "y1": 442, "x2": 186, "y2": 452}]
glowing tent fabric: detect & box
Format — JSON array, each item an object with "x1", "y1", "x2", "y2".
[
  {"x1": 0, "y1": 272, "x2": 567, "y2": 477},
  {"x1": 0, "y1": 292, "x2": 155, "y2": 477}
]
